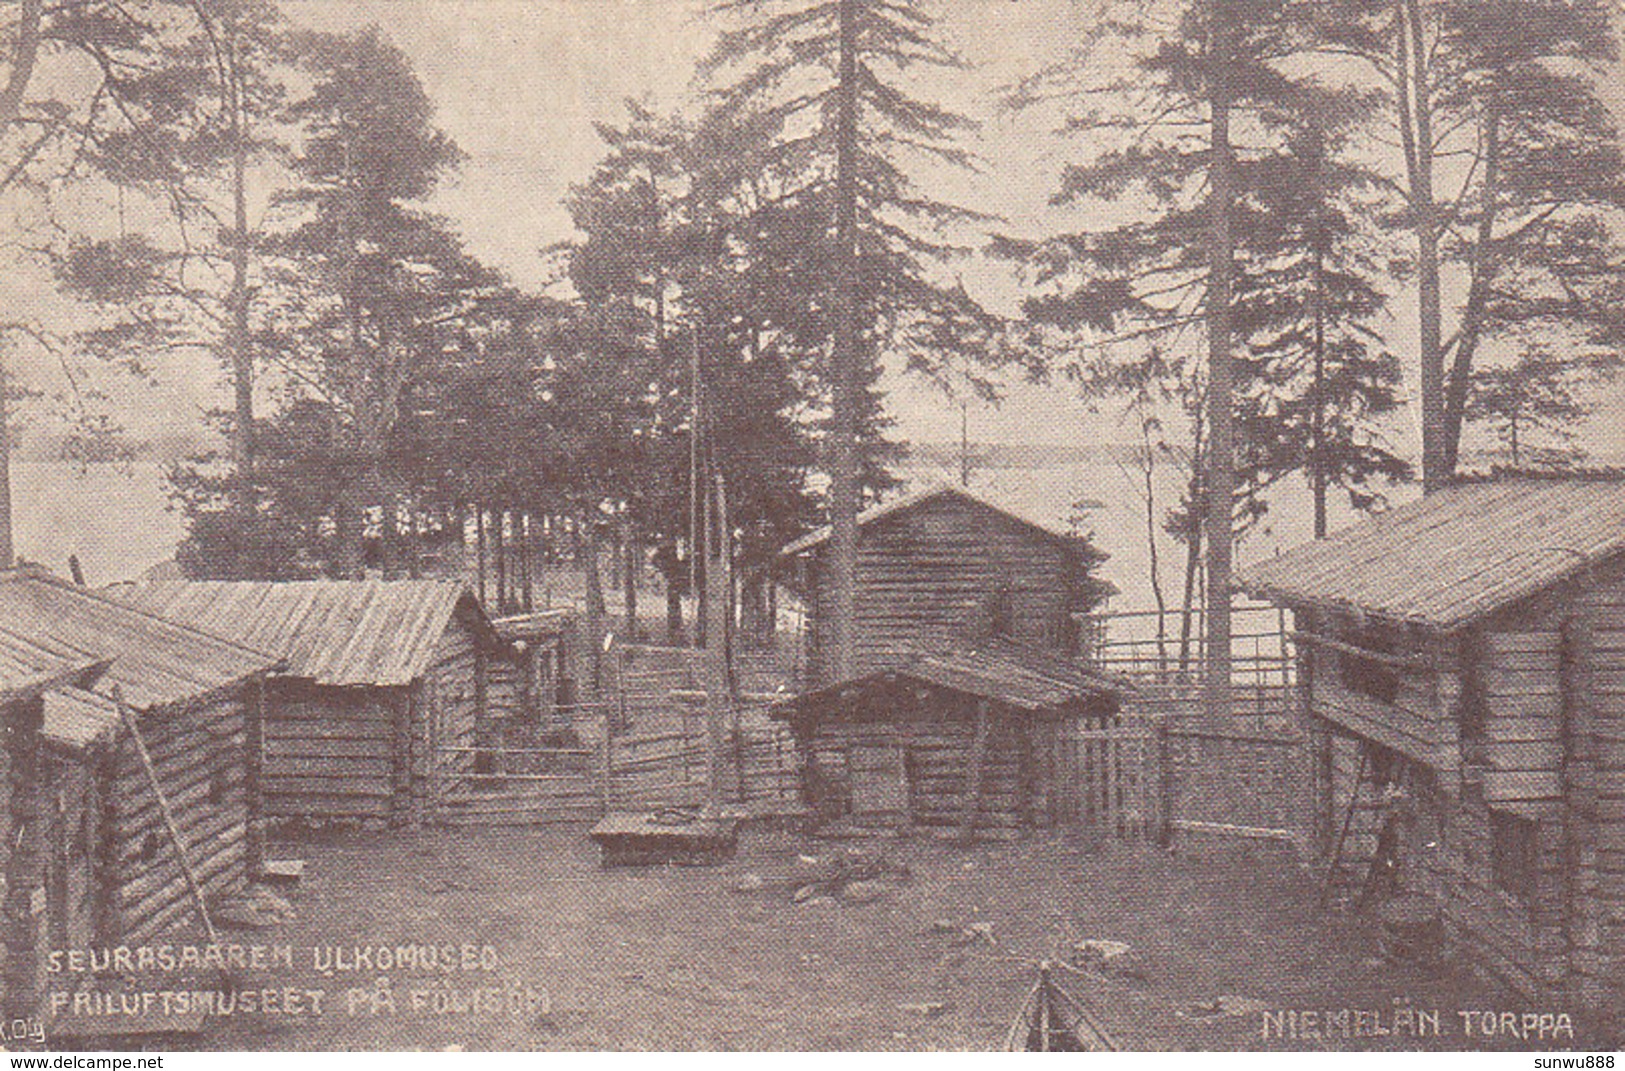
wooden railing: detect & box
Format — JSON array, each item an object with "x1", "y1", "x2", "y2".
[{"x1": 1084, "y1": 604, "x2": 1296, "y2": 696}]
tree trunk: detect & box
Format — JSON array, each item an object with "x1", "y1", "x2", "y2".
[
  {"x1": 824, "y1": 0, "x2": 862, "y2": 687},
  {"x1": 583, "y1": 520, "x2": 606, "y2": 696},
  {"x1": 1311, "y1": 232, "x2": 1329, "y2": 539},
  {"x1": 1397, "y1": 0, "x2": 1447, "y2": 492},
  {"x1": 1203, "y1": 2, "x2": 1236, "y2": 720},
  {"x1": 665, "y1": 546, "x2": 686, "y2": 647},
  {"x1": 0, "y1": 351, "x2": 13, "y2": 568},
  {"x1": 1441, "y1": 102, "x2": 1503, "y2": 474},
  {"x1": 1138, "y1": 431, "x2": 1169, "y2": 671},
  {"x1": 521, "y1": 513, "x2": 534, "y2": 612},
  {"x1": 495, "y1": 509, "x2": 507, "y2": 614},
  {"x1": 621, "y1": 513, "x2": 638, "y2": 642},
  {"x1": 333, "y1": 486, "x2": 365, "y2": 579},
  {"x1": 226, "y1": 13, "x2": 254, "y2": 486},
  {"x1": 475, "y1": 505, "x2": 487, "y2": 606}
]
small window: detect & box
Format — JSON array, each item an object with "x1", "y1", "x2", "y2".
[
  {"x1": 1337, "y1": 625, "x2": 1402, "y2": 704},
  {"x1": 207, "y1": 771, "x2": 228, "y2": 805},
  {"x1": 1490, "y1": 809, "x2": 1538, "y2": 903},
  {"x1": 138, "y1": 832, "x2": 161, "y2": 865}
]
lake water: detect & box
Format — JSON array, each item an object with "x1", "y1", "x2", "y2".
[{"x1": 9, "y1": 461, "x2": 183, "y2": 585}]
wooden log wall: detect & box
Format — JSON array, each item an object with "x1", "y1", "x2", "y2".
[
  {"x1": 1573, "y1": 569, "x2": 1625, "y2": 1013},
  {"x1": 110, "y1": 692, "x2": 248, "y2": 944},
  {"x1": 263, "y1": 682, "x2": 397, "y2": 820},
  {"x1": 805, "y1": 720, "x2": 1032, "y2": 831},
  {"x1": 1478, "y1": 630, "x2": 1564, "y2": 803},
  {"x1": 427, "y1": 617, "x2": 481, "y2": 785},
  {"x1": 1434, "y1": 781, "x2": 1568, "y2": 999},
  {"x1": 1306, "y1": 629, "x2": 1458, "y2": 771},
  {"x1": 486, "y1": 649, "x2": 526, "y2": 734},
  {"x1": 806, "y1": 496, "x2": 1088, "y2": 686}
]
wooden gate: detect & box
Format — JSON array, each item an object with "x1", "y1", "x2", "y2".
[{"x1": 1045, "y1": 722, "x2": 1165, "y2": 841}]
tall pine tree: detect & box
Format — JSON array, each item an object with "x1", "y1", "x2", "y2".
[{"x1": 696, "y1": 0, "x2": 997, "y2": 684}]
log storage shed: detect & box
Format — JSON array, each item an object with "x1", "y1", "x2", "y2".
[
  {"x1": 1239, "y1": 473, "x2": 1625, "y2": 1016},
  {"x1": 775, "y1": 484, "x2": 1114, "y2": 689},
  {"x1": 771, "y1": 641, "x2": 1123, "y2": 835},
  {"x1": 121, "y1": 579, "x2": 505, "y2": 824},
  {"x1": 0, "y1": 567, "x2": 279, "y2": 964}
]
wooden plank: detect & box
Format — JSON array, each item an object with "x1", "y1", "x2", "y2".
[
  {"x1": 264, "y1": 794, "x2": 387, "y2": 818},
  {"x1": 1485, "y1": 739, "x2": 1562, "y2": 769},
  {"x1": 1484, "y1": 631, "x2": 1562, "y2": 654},
  {"x1": 1483, "y1": 769, "x2": 1563, "y2": 801},
  {"x1": 268, "y1": 755, "x2": 391, "y2": 779}
]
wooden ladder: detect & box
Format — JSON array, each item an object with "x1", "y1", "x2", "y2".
[{"x1": 1319, "y1": 747, "x2": 1388, "y2": 909}]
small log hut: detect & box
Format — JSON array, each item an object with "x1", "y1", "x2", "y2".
[
  {"x1": 774, "y1": 484, "x2": 1114, "y2": 689},
  {"x1": 490, "y1": 608, "x2": 577, "y2": 745},
  {"x1": 120, "y1": 579, "x2": 509, "y2": 824},
  {"x1": 771, "y1": 641, "x2": 1122, "y2": 834},
  {"x1": 1240, "y1": 473, "x2": 1625, "y2": 1016},
  {"x1": 0, "y1": 567, "x2": 279, "y2": 988}
]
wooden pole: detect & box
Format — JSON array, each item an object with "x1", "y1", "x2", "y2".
[
  {"x1": 598, "y1": 700, "x2": 613, "y2": 816},
  {"x1": 703, "y1": 472, "x2": 732, "y2": 808},
  {"x1": 113, "y1": 688, "x2": 219, "y2": 946},
  {"x1": 2, "y1": 694, "x2": 45, "y2": 1018}
]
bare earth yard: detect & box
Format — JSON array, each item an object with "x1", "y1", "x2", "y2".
[{"x1": 184, "y1": 824, "x2": 1602, "y2": 1052}]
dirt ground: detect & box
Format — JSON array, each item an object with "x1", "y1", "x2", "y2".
[{"x1": 165, "y1": 823, "x2": 1602, "y2": 1052}]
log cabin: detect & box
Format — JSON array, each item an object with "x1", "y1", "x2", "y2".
[
  {"x1": 774, "y1": 484, "x2": 1114, "y2": 689},
  {"x1": 120, "y1": 579, "x2": 507, "y2": 824},
  {"x1": 1238, "y1": 473, "x2": 1625, "y2": 1017},
  {"x1": 0, "y1": 567, "x2": 279, "y2": 964},
  {"x1": 770, "y1": 640, "x2": 1124, "y2": 835}
]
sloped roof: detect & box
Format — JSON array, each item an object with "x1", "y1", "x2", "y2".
[
  {"x1": 777, "y1": 483, "x2": 1088, "y2": 561},
  {"x1": 772, "y1": 639, "x2": 1122, "y2": 720},
  {"x1": 0, "y1": 622, "x2": 105, "y2": 705},
  {"x1": 0, "y1": 569, "x2": 279, "y2": 710},
  {"x1": 121, "y1": 579, "x2": 489, "y2": 687},
  {"x1": 42, "y1": 687, "x2": 122, "y2": 754},
  {"x1": 1238, "y1": 475, "x2": 1625, "y2": 629}
]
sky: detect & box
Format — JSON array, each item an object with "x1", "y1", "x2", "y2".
[
  {"x1": 276, "y1": 0, "x2": 1625, "y2": 455},
  {"x1": 7, "y1": 0, "x2": 1625, "y2": 456},
  {"x1": 277, "y1": 0, "x2": 1140, "y2": 446}
]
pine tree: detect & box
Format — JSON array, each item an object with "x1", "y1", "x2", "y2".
[
  {"x1": 1002, "y1": 0, "x2": 1375, "y2": 711},
  {"x1": 696, "y1": 0, "x2": 996, "y2": 684},
  {"x1": 1320, "y1": 0, "x2": 1625, "y2": 488}
]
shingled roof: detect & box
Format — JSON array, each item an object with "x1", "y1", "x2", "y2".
[
  {"x1": 777, "y1": 483, "x2": 1086, "y2": 561},
  {"x1": 0, "y1": 569, "x2": 279, "y2": 710},
  {"x1": 1238, "y1": 475, "x2": 1625, "y2": 629},
  {"x1": 771, "y1": 639, "x2": 1122, "y2": 721},
  {"x1": 120, "y1": 579, "x2": 491, "y2": 687}
]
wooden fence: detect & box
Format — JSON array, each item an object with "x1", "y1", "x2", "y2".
[
  {"x1": 426, "y1": 696, "x2": 801, "y2": 826},
  {"x1": 1043, "y1": 722, "x2": 1163, "y2": 841},
  {"x1": 1161, "y1": 718, "x2": 1310, "y2": 849}
]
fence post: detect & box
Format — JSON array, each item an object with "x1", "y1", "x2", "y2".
[
  {"x1": 599, "y1": 705, "x2": 613, "y2": 816},
  {"x1": 1155, "y1": 719, "x2": 1173, "y2": 847}
]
